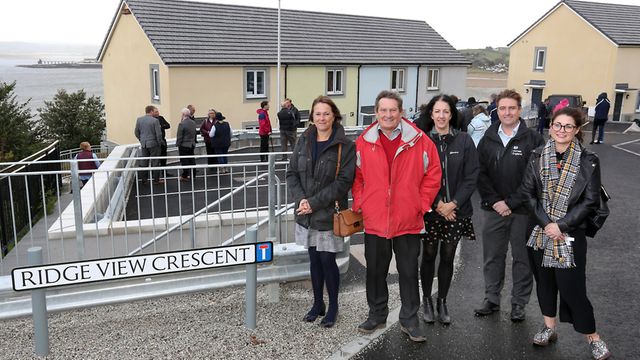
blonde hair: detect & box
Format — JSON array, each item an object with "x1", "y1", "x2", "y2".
[{"x1": 80, "y1": 141, "x2": 91, "y2": 150}]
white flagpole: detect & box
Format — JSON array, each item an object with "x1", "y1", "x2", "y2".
[{"x1": 276, "y1": 0, "x2": 281, "y2": 125}]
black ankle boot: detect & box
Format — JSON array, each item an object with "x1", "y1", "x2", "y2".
[
  {"x1": 423, "y1": 296, "x2": 435, "y2": 323},
  {"x1": 437, "y1": 298, "x2": 451, "y2": 325},
  {"x1": 303, "y1": 302, "x2": 326, "y2": 322}
]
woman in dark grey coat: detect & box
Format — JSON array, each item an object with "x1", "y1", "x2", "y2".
[
  {"x1": 176, "y1": 107, "x2": 198, "y2": 181},
  {"x1": 286, "y1": 96, "x2": 356, "y2": 328}
]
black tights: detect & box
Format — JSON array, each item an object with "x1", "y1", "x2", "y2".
[
  {"x1": 308, "y1": 247, "x2": 340, "y2": 320},
  {"x1": 420, "y1": 238, "x2": 459, "y2": 300}
]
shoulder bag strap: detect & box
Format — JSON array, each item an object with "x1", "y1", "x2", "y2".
[{"x1": 334, "y1": 143, "x2": 342, "y2": 211}]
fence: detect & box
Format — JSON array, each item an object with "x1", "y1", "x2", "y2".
[{"x1": 0, "y1": 142, "x2": 61, "y2": 257}]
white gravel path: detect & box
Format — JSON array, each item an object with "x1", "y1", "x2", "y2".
[{"x1": 0, "y1": 280, "x2": 401, "y2": 359}]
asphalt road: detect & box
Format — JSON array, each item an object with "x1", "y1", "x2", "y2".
[{"x1": 353, "y1": 132, "x2": 640, "y2": 360}]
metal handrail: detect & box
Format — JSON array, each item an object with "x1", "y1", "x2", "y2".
[{"x1": 128, "y1": 172, "x2": 273, "y2": 255}]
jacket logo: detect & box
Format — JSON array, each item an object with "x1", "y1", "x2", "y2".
[{"x1": 511, "y1": 149, "x2": 523, "y2": 156}]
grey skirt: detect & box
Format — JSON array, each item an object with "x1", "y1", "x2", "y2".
[{"x1": 295, "y1": 224, "x2": 344, "y2": 253}]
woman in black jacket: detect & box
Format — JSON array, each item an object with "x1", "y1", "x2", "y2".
[
  {"x1": 286, "y1": 96, "x2": 356, "y2": 328},
  {"x1": 415, "y1": 95, "x2": 479, "y2": 324},
  {"x1": 521, "y1": 107, "x2": 611, "y2": 360}
]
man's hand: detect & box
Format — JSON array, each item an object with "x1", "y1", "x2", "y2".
[{"x1": 492, "y1": 200, "x2": 511, "y2": 217}]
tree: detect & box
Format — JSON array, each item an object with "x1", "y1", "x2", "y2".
[
  {"x1": 37, "y1": 89, "x2": 106, "y2": 151},
  {"x1": 0, "y1": 81, "x2": 39, "y2": 162}
]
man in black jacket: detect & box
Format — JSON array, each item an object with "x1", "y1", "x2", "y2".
[
  {"x1": 277, "y1": 98, "x2": 300, "y2": 160},
  {"x1": 474, "y1": 89, "x2": 544, "y2": 322}
]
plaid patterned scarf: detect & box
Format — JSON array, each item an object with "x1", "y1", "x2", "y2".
[{"x1": 526, "y1": 138, "x2": 581, "y2": 268}]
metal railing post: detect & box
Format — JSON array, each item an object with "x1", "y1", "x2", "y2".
[
  {"x1": 266, "y1": 155, "x2": 280, "y2": 303},
  {"x1": 70, "y1": 162, "x2": 85, "y2": 259},
  {"x1": 245, "y1": 226, "x2": 257, "y2": 329},
  {"x1": 190, "y1": 218, "x2": 196, "y2": 249},
  {"x1": 28, "y1": 247, "x2": 49, "y2": 357}
]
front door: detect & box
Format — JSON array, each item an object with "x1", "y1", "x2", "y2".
[
  {"x1": 531, "y1": 88, "x2": 543, "y2": 110},
  {"x1": 613, "y1": 93, "x2": 623, "y2": 121}
]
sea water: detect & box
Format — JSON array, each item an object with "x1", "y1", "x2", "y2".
[{"x1": 0, "y1": 57, "x2": 103, "y2": 118}]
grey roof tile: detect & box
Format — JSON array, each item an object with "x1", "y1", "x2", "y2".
[
  {"x1": 564, "y1": 0, "x2": 640, "y2": 46},
  {"x1": 122, "y1": 0, "x2": 469, "y2": 65}
]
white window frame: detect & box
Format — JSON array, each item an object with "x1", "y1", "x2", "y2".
[
  {"x1": 427, "y1": 68, "x2": 440, "y2": 90},
  {"x1": 391, "y1": 68, "x2": 406, "y2": 93},
  {"x1": 150, "y1": 64, "x2": 160, "y2": 103},
  {"x1": 245, "y1": 69, "x2": 267, "y2": 99},
  {"x1": 534, "y1": 47, "x2": 546, "y2": 71},
  {"x1": 326, "y1": 68, "x2": 344, "y2": 95}
]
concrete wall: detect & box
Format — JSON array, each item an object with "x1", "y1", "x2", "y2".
[
  {"x1": 614, "y1": 47, "x2": 640, "y2": 117},
  {"x1": 417, "y1": 66, "x2": 467, "y2": 107},
  {"x1": 507, "y1": 4, "x2": 618, "y2": 110},
  {"x1": 101, "y1": 7, "x2": 169, "y2": 145}
]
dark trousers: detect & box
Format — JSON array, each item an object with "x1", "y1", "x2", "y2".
[
  {"x1": 364, "y1": 232, "x2": 421, "y2": 328},
  {"x1": 139, "y1": 145, "x2": 161, "y2": 181},
  {"x1": 213, "y1": 147, "x2": 229, "y2": 165},
  {"x1": 178, "y1": 146, "x2": 195, "y2": 178},
  {"x1": 160, "y1": 143, "x2": 168, "y2": 167},
  {"x1": 481, "y1": 210, "x2": 533, "y2": 306},
  {"x1": 592, "y1": 118, "x2": 607, "y2": 143},
  {"x1": 259, "y1": 135, "x2": 270, "y2": 162},
  {"x1": 280, "y1": 130, "x2": 296, "y2": 160},
  {"x1": 537, "y1": 117, "x2": 545, "y2": 135},
  {"x1": 204, "y1": 142, "x2": 217, "y2": 165},
  {"x1": 530, "y1": 231, "x2": 596, "y2": 334}
]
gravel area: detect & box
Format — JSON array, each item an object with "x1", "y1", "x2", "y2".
[{"x1": 0, "y1": 279, "x2": 401, "y2": 359}]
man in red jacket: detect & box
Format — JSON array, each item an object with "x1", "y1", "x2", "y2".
[
  {"x1": 257, "y1": 100, "x2": 272, "y2": 162},
  {"x1": 352, "y1": 90, "x2": 442, "y2": 342}
]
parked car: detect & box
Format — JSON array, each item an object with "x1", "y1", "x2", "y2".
[
  {"x1": 547, "y1": 94, "x2": 586, "y2": 111},
  {"x1": 455, "y1": 100, "x2": 489, "y2": 110}
]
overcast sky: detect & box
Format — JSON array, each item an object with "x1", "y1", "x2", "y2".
[{"x1": 1, "y1": 0, "x2": 639, "y2": 49}]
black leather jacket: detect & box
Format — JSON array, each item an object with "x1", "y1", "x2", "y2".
[
  {"x1": 286, "y1": 124, "x2": 356, "y2": 231},
  {"x1": 520, "y1": 144, "x2": 601, "y2": 233}
]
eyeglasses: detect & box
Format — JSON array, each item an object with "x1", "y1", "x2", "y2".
[{"x1": 551, "y1": 123, "x2": 577, "y2": 132}]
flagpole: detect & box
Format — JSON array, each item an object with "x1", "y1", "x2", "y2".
[{"x1": 276, "y1": 0, "x2": 281, "y2": 125}]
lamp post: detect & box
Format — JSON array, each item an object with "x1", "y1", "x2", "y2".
[{"x1": 276, "y1": 0, "x2": 281, "y2": 123}]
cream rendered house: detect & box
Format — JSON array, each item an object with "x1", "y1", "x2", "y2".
[
  {"x1": 507, "y1": 0, "x2": 640, "y2": 121},
  {"x1": 99, "y1": 0, "x2": 468, "y2": 144}
]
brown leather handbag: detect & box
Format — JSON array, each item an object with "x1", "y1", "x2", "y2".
[{"x1": 332, "y1": 143, "x2": 363, "y2": 237}]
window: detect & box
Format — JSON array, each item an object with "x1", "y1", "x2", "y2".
[
  {"x1": 391, "y1": 68, "x2": 406, "y2": 92},
  {"x1": 427, "y1": 68, "x2": 439, "y2": 90},
  {"x1": 534, "y1": 47, "x2": 546, "y2": 71},
  {"x1": 150, "y1": 64, "x2": 160, "y2": 103},
  {"x1": 327, "y1": 68, "x2": 344, "y2": 95},
  {"x1": 245, "y1": 69, "x2": 266, "y2": 98}
]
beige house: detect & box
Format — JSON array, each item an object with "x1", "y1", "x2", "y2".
[
  {"x1": 98, "y1": 0, "x2": 468, "y2": 145},
  {"x1": 507, "y1": 0, "x2": 640, "y2": 121}
]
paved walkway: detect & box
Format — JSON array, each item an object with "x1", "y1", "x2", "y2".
[{"x1": 353, "y1": 132, "x2": 640, "y2": 359}]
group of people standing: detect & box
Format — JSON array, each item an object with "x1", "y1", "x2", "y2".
[
  {"x1": 134, "y1": 104, "x2": 233, "y2": 182},
  {"x1": 287, "y1": 89, "x2": 610, "y2": 360},
  {"x1": 256, "y1": 98, "x2": 301, "y2": 162}
]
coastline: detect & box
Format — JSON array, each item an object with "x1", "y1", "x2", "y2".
[{"x1": 16, "y1": 63, "x2": 101, "y2": 69}]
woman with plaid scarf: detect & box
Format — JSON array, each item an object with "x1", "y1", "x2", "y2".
[{"x1": 521, "y1": 107, "x2": 611, "y2": 360}]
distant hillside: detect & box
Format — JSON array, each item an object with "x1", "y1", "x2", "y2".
[{"x1": 460, "y1": 47, "x2": 509, "y2": 72}]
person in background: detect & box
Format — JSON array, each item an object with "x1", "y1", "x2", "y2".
[
  {"x1": 459, "y1": 97, "x2": 477, "y2": 132},
  {"x1": 134, "y1": 105, "x2": 164, "y2": 185},
  {"x1": 209, "y1": 112, "x2": 233, "y2": 174},
  {"x1": 487, "y1": 93, "x2": 499, "y2": 124},
  {"x1": 74, "y1": 141, "x2": 100, "y2": 189},
  {"x1": 591, "y1": 92, "x2": 610, "y2": 144},
  {"x1": 176, "y1": 107, "x2": 198, "y2": 181},
  {"x1": 286, "y1": 96, "x2": 356, "y2": 329},
  {"x1": 537, "y1": 98, "x2": 550, "y2": 135},
  {"x1": 467, "y1": 104, "x2": 492, "y2": 147},
  {"x1": 152, "y1": 108, "x2": 171, "y2": 167},
  {"x1": 474, "y1": 89, "x2": 544, "y2": 321},
  {"x1": 257, "y1": 101, "x2": 272, "y2": 162},
  {"x1": 415, "y1": 94, "x2": 479, "y2": 325},
  {"x1": 553, "y1": 98, "x2": 570, "y2": 115},
  {"x1": 187, "y1": 104, "x2": 196, "y2": 120},
  {"x1": 277, "y1": 98, "x2": 300, "y2": 161},
  {"x1": 521, "y1": 107, "x2": 611, "y2": 360},
  {"x1": 352, "y1": 90, "x2": 441, "y2": 343},
  {"x1": 201, "y1": 109, "x2": 218, "y2": 166}
]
